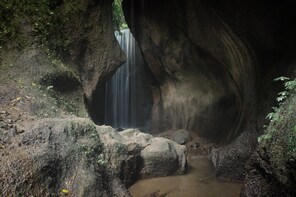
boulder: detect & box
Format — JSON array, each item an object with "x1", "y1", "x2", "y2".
[
  {"x1": 0, "y1": 118, "x2": 130, "y2": 197},
  {"x1": 97, "y1": 127, "x2": 142, "y2": 187},
  {"x1": 140, "y1": 137, "x2": 187, "y2": 178},
  {"x1": 99, "y1": 128, "x2": 187, "y2": 181},
  {"x1": 172, "y1": 129, "x2": 191, "y2": 145}
]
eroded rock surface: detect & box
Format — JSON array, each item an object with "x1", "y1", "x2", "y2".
[
  {"x1": 0, "y1": 118, "x2": 111, "y2": 197},
  {"x1": 211, "y1": 128, "x2": 258, "y2": 182},
  {"x1": 99, "y1": 128, "x2": 187, "y2": 182},
  {"x1": 123, "y1": 0, "x2": 255, "y2": 142}
]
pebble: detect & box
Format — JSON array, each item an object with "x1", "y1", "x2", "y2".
[
  {"x1": 12, "y1": 126, "x2": 17, "y2": 134},
  {"x1": 5, "y1": 119, "x2": 13, "y2": 124},
  {"x1": 0, "y1": 122, "x2": 6, "y2": 128},
  {"x1": 0, "y1": 111, "x2": 9, "y2": 115},
  {"x1": 17, "y1": 129, "x2": 25, "y2": 134}
]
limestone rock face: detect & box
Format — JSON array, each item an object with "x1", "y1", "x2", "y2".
[
  {"x1": 122, "y1": 0, "x2": 296, "y2": 184},
  {"x1": 123, "y1": 0, "x2": 255, "y2": 142},
  {"x1": 60, "y1": 0, "x2": 125, "y2": 122}
]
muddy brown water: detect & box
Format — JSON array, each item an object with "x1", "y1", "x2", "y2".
[{"x1": 129, "y1": 147, "x2": 242, "y2": 197}]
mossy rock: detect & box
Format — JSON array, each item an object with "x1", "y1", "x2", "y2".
[{"x1": 244, "y1": 93, "x2": 296, "y2": 196}]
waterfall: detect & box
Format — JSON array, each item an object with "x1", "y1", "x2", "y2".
[{"x1": 104, "y1": 29, "x2": 151, "y2": 130}]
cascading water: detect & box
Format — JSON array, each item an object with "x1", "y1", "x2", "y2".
[{"x1": 104, "y1": 29, "x2": 151, "y2": 130}]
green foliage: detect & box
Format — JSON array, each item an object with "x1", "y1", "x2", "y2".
[
  {"x1": 0, "y1": 0, "x2": 84, "y2": 55},
  {"x1": 274, "y1": 76, "x2": 296, "y2": 103},
  {"x1": 257, "y1": 129, "x2": 274, "y2": 143},
  {"x1": 112, "y1": 0, "x2": 127, "y2": 30},
  {"x1": 33, "y1": 0, "x2": 85, "y2": 56},
  {"x1": 265, "y1": 77, "x2": 296, "y2": 122},
  {"x1": 258, "y1": 76, "x2": 296, "y2": 143}
]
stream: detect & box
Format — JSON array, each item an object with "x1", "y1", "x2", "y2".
[{"x1": 129, "y1": 146, "x2": 242, "y2": 197}]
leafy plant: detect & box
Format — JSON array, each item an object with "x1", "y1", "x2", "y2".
[
  {"x1": 265, "y1": 77, "x2": 296, "y2": 122},
  {"x1": 0, "y1": 0, "x2": 84, "y2": 55},
  {"x1": 258, "y1": 76, "x2": 296, "y2": 143},
  {"x1": 274, "y1": 76, "x2": 296, "y2": 102},
  {"x1": 112, "y1": 0, "x2": 127, "y2": 31}
]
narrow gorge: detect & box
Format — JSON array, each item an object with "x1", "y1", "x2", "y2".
[{"x1": 0, "y1": 0, "x2": 295, "y2": 196}]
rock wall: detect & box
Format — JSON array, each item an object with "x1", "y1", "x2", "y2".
[
  {"x1": 122, "y1": 0, "x2": 296, "y2": 185},
  {"x1": 59, "y1": 0, "x2": 125, "y2": 122},
  {"x1": 122, "y1": 0, "x2": 255, "y2": 142},
  {"x1": 0, "y1": 0, "x2": 125, "y2": 121}
]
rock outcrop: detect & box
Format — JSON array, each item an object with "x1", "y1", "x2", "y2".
[
  {"x1": 122, "y1": 0, "x2": 296, "y2": 184},
  {"x1": 211, "y1": 128, "x2": 258, "y2": 181},
  {"x1": 0, "y1": 118, "x2": 187, "y2": 196},
  {"x1": 0, "y1": 118, "x2": 112, "y2": 196},
  {"x1": 0, "y1": 0, "x2": 125, "y2": 122},
  {"x1": 123, "y1": 0, "x2": 255, "y2": 142},
  {"x1": 99, "y1": 127, "x2": 187, "y2": 182},
  {"x1": 241, "y1": 93, "x2": 296, "y2": 196},
  {"x1": 60, "y1": 0, "x2": 126, "y2": 122}
]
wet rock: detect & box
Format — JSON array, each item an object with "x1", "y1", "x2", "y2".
[
  {"x1": 211, "y1": 128, "x2": 258, "y2": 182},
  {"x1": 99, "y1": 128, "x2": 187, "y2": 182},
  {"x1": 140, "y1": 137, "x2": 187, "y2": 178},
  {"x1": 172, "y1": 129, "x2": 191, "y2": 145},
  {"x1": 120, "y1": 129, "x2": 187, "y2": 178},
  {"x1": 98, "y1": 126, "x2": 142, "y2": 187}
]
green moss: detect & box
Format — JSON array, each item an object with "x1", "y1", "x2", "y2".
[
  {"x1": 112, "y1": 0, "x2": 128, "y2": 30},
  {"x1": 39, "y1": 58, "x2": 80, "y2": 87},
  {"x1": 255, "y1": 74, "x2": 296, "y2": 190},
  {"x1": 287, "y1": 127, "x2": 296, "y2": 162},
  {"x1": 0, "y1": 0, "x2": 85, "y2": 55},
  {"x1": 64, "y1": 120, "x2": 107, "y2": 166}
]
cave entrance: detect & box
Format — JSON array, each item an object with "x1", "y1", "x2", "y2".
[{"x1": 98, "y1": 1, "x2": 152, "y2": 131}]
